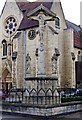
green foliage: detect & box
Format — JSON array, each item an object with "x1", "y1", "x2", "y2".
[{"x1": 61, "y1": 96, "x2": 82, "y2": 103}]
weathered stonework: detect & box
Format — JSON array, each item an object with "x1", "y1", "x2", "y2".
[{"x1": 0, "y1": 0, "x2": 81, "y2": 91}]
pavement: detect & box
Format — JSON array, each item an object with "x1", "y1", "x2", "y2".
[
  {"x1": 1, "y1": 112, "x2": 45, "y2": 120},
  {"x1": 1, "y1": 112, "x2": 82, "y2": 120},
  {"x1": 2, "y1": 115, "x2": 28, "y2": 120}
]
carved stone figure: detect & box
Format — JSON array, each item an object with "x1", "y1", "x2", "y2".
[
  {"x1": 26, "y1": 53, "x2": 31, "y2": 74},
  {"x1": 29, "y1": 12, "x2": 52, "y2": 76},
  {"x1": 51, "y1": 54, "x2": 58, "y2": 75}
]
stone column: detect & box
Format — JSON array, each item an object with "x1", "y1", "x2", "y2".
[
  {"x1": 12, "y1": 60, "x2": 16, "y2": 88},
  {"x1": 25, "y1": 53, "x2": 31, "y2": 77},
  {"x1": 7, "y1": 40, "x2": 12, "y2": 60},
  {"x1": 51, "y1": 48, "x2": 60, "y2": 91},
  {"x1": 36, "y1": 12, "x2": 46, "y2": 76},
  {"x1": 71, "y1": 52, "x2": 76, "y2": 88},
  {"x1": 23, "y1": 30, "x2": 27, "y2": 88},
  {"x1": 30, "y1": 12, "x2": 52, "y2": 76}
]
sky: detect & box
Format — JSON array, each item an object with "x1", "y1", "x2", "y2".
[{"x1": 0, "y1": 0, "x2": 81, "y2": 25}]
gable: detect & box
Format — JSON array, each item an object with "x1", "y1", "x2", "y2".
[
  {"x1": 18, "y1": 0, "x2": 67, "y2": 30},
  {"x1": 18, "y1": 1, "x2": 54, "y2": 30},
  {"x1": 1, "y1": 0, "x2": 23, "y2": 19},
  {"x1": 51, "y1": 0, "x2": 67, "y2": 29}
]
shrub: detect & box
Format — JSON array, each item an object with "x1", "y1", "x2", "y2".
[{"x1": 61, "y1": 96, "x2": 82, "y2": 103}]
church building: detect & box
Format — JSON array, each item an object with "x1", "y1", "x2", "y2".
[{"x1": 0, "y1": 0, "x2": 82, "y2": 93}]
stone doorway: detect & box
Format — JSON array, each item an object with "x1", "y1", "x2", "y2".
[{"x1": 2, "y1": 69, "x2": 12, "y2": 93}]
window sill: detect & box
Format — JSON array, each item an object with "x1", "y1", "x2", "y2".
[{"x1": 2, "y1": 56, "x2": 7, "y2": 59}]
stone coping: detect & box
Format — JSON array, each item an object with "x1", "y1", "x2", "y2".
[
  {"x1": 1, "y1": 101, "x2": 82, "y2": 116},
  {"x1": 2, "y1": 101, "x2": 82, "y2": 108}
]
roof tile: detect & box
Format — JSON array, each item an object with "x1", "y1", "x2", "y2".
[
  {"x1": 66, "y1": 20, "x2": 82, "y2": 49},
  {"x1": 18, "y1": 1, "x2": 53, "y2": 30}
]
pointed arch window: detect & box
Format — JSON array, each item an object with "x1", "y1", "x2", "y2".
[
  {"x1": 2, "y1": 40, "x2": 7, "y2": 56},
  {"x1": 55, "y1": 17, "x2": 60, "y2": 28},
  {"x1": 77, "y1": 51, "x2": 82, "y2": 61}
]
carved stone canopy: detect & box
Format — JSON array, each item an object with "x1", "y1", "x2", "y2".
[
  {"x1": 27, "y1": 4, "x2": 56, "y2": 18},
  {"x1": 2, "y1": 59, "x2": 12, "y2": 74}
]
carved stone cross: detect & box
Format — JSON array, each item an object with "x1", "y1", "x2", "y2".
[{"x1": 27, "y1": 4, "x2": 56, "y2": 76}]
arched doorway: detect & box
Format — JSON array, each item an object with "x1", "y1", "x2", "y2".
[{"x1": 2, "y1": 69, "x2": 12, "y2": 93}]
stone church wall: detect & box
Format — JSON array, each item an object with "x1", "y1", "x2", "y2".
[
  {"x1": 63, "y1": 29, "x2": 74, "y2": 88},
  {"x1": 51, "y1": 1, "x2": 67, "y2": 87},
  {"x1": 0, "y1": 0, "x2": 23, "y2": 88},
  {"x1": 0, "y1": 0, "x2": 80, "y2": 89}
]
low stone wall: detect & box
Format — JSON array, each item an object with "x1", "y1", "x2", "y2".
[{"x1": 1, "y1": 101, "x2": 82, "y2": 116}]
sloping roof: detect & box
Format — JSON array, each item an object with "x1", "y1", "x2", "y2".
[
  {"x1": 16, "y1": 0, "x2": 30, "y2": 11},
  {"x1": 66, "y1": 20, "x2": 82, "y2": 49},
  {"x1": 66, "y1": 20, "x2": 81, "y2": 32},
  {"x1": 16, "y1": 0, "x2": 82, "y2": 49},
  {"x1": 16, "y1": 0, "x2": 53, "y2": 11},
  {"x1": 17, "y1": 1, "x2": 53, "y2": 30}
]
